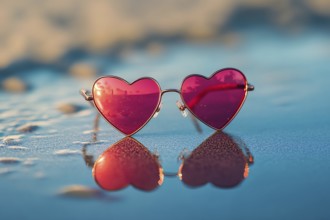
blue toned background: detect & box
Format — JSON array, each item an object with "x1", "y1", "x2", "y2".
[{"x1": 1, "y1": 1, "x2": 330, "y2": 219}]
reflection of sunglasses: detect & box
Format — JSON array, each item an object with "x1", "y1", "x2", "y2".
[
  {"x1": 83, "y1": 131, "x2": 254, "y2": 191},
  {"x1": 80, "y1": 68, "x2": 255, "y2": 135}
]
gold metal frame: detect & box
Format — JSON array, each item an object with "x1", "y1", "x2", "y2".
[{"x1": 80, "y1": 68, "x2": 254, "y2": 136}]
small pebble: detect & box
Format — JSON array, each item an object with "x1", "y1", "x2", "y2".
[
  {"x1": 16, "y1": 124, "x2": 39, "y2": 133},
  {"x1": 2, "y1": 135, "x2": 23, "y2": 144},
  {"x1": 73, "y1": 141, "x2": 91, "y2": 145},
  {"x1": 48, "y1": 129, "x2": 58, "y2": 134},
  {"x1": 0, "y1": 157, "x2": 21, "y2": 164},
  {"x1": 186, "y1": 26, "x2": 215, "y2": 41},
  {"x1": 82, "y1": 130, "x2": 98, "y2": 134},
  {"x1": 219, "y1": 32, "x2": 241, "y2": 47},
  {"x1": 74, "y1": 109, "x2": 92, "y2": 117},
  {"x1": 1, "y1": 77, "x2": 27, "y2": 93},
  {"x1": 57, "y1": 103, "x2": 82, "y2": 114},
  {"x1": 34, "y1": 171, "x2": 46, "y2": 179},
  {"x1": 146, "y1": 42, "x2": 165, "y2": 56},
  {"x1": 30, "y1": 135, "x2": 48, "y2": 139},
  {"x1": 54, "y1": 149, "x2": 81, "y2": 156},
  {"x1": 23, "y1": 158, "x2": 39, "y2": 166},
  {"x1": 0, "y1": 168, "x2": 15, "y2": 175},
  {"x1": 69, "y1": 62, "x2": 97, "y2": 79},
  {"x1": 72, "y1": 140, "x2": 107, "y2": 145},
  {"x1": 7, "y1": 146, "x2": 29, "y2": 150},
  {"x1": 58, "y1": 185, "x2": 101, "y2": 198}
]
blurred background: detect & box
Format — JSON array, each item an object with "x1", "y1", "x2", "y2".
[{"x1": 0, "y1": 0, "x2": 329, "y2": 79}]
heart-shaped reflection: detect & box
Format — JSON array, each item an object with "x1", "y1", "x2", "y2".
[
  {"x1": 179, "y1": 131, "x2": 253, "y2": 188},
  {"x1": 93, "y1": 137, "x2": 163, "y2": 191},
  {"x1": 181, "y1": 68, "x2": 247, "y2": 130},
  {"x1": 92, "y1": 77, "x2": 161, "y2": 135}
]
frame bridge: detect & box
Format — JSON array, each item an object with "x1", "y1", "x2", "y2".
[{"x1": 161, "y1": 89, "x2": 181, "y2": 95}]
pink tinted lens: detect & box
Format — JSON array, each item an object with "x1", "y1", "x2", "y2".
[
  {"x1": 181, "y1": 68, "x2": 247, "y2": 130},
  {"x1": 93, "y1": 77, "x2": 161, "y2": 135}
]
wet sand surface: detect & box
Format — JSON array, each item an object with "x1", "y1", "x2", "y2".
[{"x1": 1, "y1": 29, "x2": 330, "y2": 219}]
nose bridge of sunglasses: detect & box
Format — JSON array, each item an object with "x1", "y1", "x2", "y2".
[
  {"x1": 153, "y1": 101, "x2": 188, "y2": 118},
  {"x1": 161, "y1": 89, "x2": 181, "y2": 95},
  {"x1": 161, "y1": 89, "x2": 188, "y2": 118}
]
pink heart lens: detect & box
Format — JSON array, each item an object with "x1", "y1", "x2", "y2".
[
  {"x1": 92, "y1": 77, "x2": 161, "y2": 135},
  {"x1": 181, "y1": 68, "x2": 247, "y2": 130}
]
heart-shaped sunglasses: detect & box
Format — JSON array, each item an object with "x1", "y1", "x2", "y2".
[{"x1": 80, "y1": 68, "x2": 254, "y2": 136}]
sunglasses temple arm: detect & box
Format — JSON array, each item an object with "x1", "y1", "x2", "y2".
[
  {"x1": 190, "y1": 114, "x2": 203, "y2": 133},
  {"x1": 80, "y1": 89, "x2": 96, "y2": 108},
  {"x1": 187, "y1": 83, "x2": 255, "y2": 109},
  {"x1": 80, "y1": 89, "x2": 94, "y2": 101}
]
